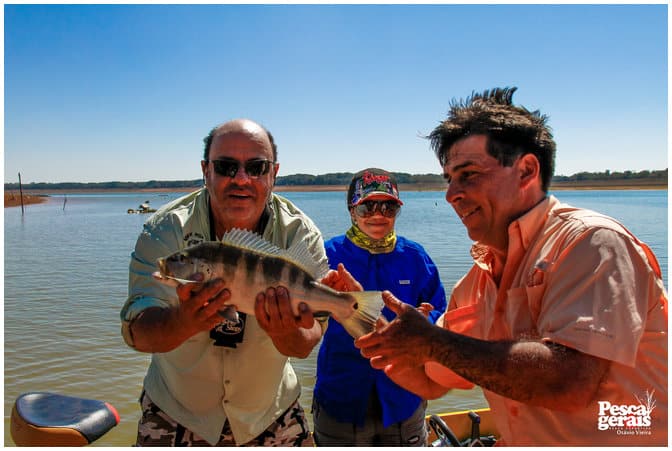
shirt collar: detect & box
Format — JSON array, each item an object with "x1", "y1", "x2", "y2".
[{"x1": 470, "y1": 195, "x2": 559, "y2": 269}]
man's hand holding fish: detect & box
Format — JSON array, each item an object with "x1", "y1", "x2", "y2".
[
  {"x1": 351, "y1": 291, "x2": 456, "y2": 401},
  {"x1": 128, "y1": 279, "x2": 232, "y2": 353},
  {"x1": 175, "y1": 280, "x2": 232, "y2": 342},
  {"x1": 255, "y1": 286, "x2": 323, "y2": 358}
]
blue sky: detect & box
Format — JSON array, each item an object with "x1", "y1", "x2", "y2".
[{"x1": 3, "y1": 3, "x2": 668, "y2": 184}]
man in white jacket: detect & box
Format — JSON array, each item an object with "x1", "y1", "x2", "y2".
[{"x1": 121, "y1": 119, "x2": 327, "y2": 446}]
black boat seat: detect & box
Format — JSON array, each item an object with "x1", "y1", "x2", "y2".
[{"x1": 10, "y1": 392, "x2": 120, "y2": 446}]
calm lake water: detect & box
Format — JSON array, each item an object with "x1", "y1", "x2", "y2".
[{"x1": 4, "y1": 189, "x2": 668, "y2": 446}]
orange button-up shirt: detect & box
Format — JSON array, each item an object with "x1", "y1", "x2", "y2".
[{"x1": 440, "y1": 195, "x2": 667, "y2": 446}]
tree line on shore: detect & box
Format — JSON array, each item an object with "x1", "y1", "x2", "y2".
[{"x1": 4, "y1": 169, "x2": 667, "y2": 191}]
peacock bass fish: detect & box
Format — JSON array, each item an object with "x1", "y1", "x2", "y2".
[{"x1": 152, "y1": 228, "x2": 383, "y2": 339}]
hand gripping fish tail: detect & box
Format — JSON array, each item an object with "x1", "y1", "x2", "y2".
[{"x1": 152, "y1": 228, "x2": 384, "y2": 339}]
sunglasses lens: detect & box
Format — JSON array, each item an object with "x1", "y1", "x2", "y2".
[
  {"x1": 212, "y1": 160, "x2": 238, "y2": 177},
  {"x1": 380, "y1": 201, "x2": 400, "y2": 217},
  {"x1": 354, "y1": 203, "x2": 371, "y2": 217},
  {"x1": 354, "y1": 201, "x2": 400, "y2": 217},
  {"x1": 245, "y1": 160, "x2": 271, "y2": 177}
]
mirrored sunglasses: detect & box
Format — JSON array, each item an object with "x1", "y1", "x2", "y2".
[
  {"x1": 206, "y1": 158, "x2": 275, "y2": 178},
  {"x1": 353, "y1": 200, "x2": 401, "y2": 218}
]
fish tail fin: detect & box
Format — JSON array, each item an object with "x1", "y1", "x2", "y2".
[{"x1": 340, "y1": 291, "x2": 384, "y2": 339}]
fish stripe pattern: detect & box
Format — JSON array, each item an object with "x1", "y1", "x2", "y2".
[{"x1": 154, "y1": 229, "x2": 384, "y2": 338}]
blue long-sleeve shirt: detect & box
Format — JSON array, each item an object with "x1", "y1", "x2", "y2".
[{"x1": 314, "y1": 234, "x2": 447, "y2": 427}]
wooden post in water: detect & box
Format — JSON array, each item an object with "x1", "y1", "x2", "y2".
[{"x1": 18, "y1": 172, "x2": 24, "y2": 216}]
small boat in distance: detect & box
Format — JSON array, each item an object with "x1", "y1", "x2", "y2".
[{"x1": 127, "y1": 200, "x2": 157, "y2": 214}]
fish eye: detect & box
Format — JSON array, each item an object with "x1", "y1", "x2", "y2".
[{"x1": 353, "y1": 302, "x2": 359, "y2": 310}]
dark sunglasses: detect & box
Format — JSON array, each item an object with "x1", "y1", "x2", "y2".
[
  {"x1": 353, "y1": 200, "x2": 401, "y2": 218},
  {"x1": 205, "y1": 158, "x2": 275, "y2": 178}
]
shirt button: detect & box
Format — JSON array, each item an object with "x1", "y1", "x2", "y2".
[
  {"x1": 223, "y1": 399, "x2": 229, "y2": 404},
  {"x1": 224, "y1": 380, "x2": 230, "y2": 384}
]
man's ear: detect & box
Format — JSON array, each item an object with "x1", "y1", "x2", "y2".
[
  {"x1": 201, "y1": 161, "x2": 209, "y2": 186},
  {"x1": 519, "y1": 153, "x2": 541, "y2": 189},
  {"x1": 271, "y1": 163, "x2": 280, "y2": 187}
]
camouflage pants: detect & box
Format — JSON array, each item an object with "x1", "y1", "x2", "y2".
[{"x1": 135, "y1": 391, "x2": 313, "y2": 446}]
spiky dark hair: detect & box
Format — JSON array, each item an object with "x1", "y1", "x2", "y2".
[{"x1": 428, "y1": 87, "x2": 556, "y2": 192}]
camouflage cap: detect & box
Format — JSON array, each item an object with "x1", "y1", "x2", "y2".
[{"x1": 347, "y1": 168, "x2": 403, "y2": 207}]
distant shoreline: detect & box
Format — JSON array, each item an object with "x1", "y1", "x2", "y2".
[
  {"x1": 4, "y1": 192, "x2": 48, "y2": 208},
  {"x1": 4, "y1": 180, "x2": 668, "y2": 208}
]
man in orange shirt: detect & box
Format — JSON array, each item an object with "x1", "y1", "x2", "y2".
[{"x1": 355, "y1": 87, "x2": 667, "y2": 445}]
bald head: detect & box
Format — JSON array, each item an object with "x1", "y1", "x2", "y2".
[{"x1": 203, "y1": 119, "x2": 277, "y2": 161}]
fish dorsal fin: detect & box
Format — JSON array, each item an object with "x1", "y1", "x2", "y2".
[
  {"x1": 220, "y1": 228, "x2": 282, "y2": 257},
  {"x1": 286, "y1": 237, "x2": 330, "y2": 280},
  {"x1": 219, "y1": 228, "x2": 328, "y2": 278}
]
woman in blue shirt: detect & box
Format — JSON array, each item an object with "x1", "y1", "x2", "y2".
[{"x1": 313, "y1": 168, "x2": 447, "y2": 446}]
